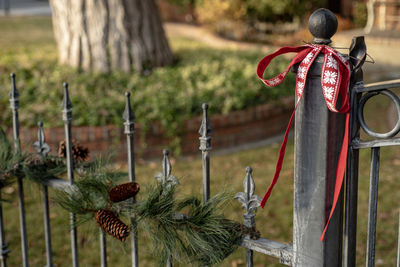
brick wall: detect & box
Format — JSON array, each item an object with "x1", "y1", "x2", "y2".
[{"x1": 15, "y1": 97, "x2": 294, "y2": 161}]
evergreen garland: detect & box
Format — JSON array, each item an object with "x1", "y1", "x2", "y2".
[
  {"x1": 128, "y1": 183, "x2": 243, "y2": 266},
  {"x1": 0, "y1": 128, "x2": 252, "y2": 266},
  {"x1": 0, "y1": 129, "x2": 25, "y2": 188}
]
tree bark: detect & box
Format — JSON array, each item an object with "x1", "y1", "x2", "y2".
[{"x1": 49, "y1": 0, "x2": 174, "y2": 73}]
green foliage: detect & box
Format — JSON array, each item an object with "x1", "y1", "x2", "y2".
[
  {"x1": 353, "y1": 1, "x2": 368, "y2": 28},
  {"x1": 127, "y1": 183, "x2": 243, "y2": 266},
  {"x1": 0, "y1": 17, "x2": 294, "y2": 154},
  {"x1": 0, "y1": 129, "x2": 25, "y2": 188},
  {"x1": 246, "y1": 0, "x2": 325, "y2": 22},
  {"x1": 22, "y1": 154, "x2": 66, "y2": 184},
  {"x1": 195, "y1": 0, "x2": 325, "y2": 25}
]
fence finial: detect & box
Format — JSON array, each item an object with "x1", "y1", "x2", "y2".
[
  {"x1": 235, "y1": 166, "x2": 261, "y2": 228},
  {"x1": 123, "y1": 92, "x2": 135, "y2": 135},
  {"x1": 308, "y1": 8, "x2": 338, "y2": 45},
  {"x1": 155, "y1": 149, "x2": 178, "y2": 186},
  {"x1": 9, "y1": 73, "x2": 19, "y2": 110},
  {"x1": 62, "y1": 82, "x2": 72, "y2": 121},
  {"x1": 199, "y1": 103, "x2": 211, "y2": 151},
  {"x1": 33, "y1": 121, "x2": 50, "y2": 157}
]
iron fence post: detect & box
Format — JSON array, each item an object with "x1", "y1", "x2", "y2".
[
  {"x1": 123, "y1": 92, "x2": 138, "y2": 267},
  {"x1": 344, "y1": 36, "x2": 366, "y2": 267},
  {"x1": 199, "y1": 103, "x2": 211, "y2": 203},
  {"x1": 293, "y1": 9, "x2": 344, "y2": 267},
  {"x1": 33, "y1": 122, "x2": 54, "y2": 267},
  {"x1": 62, "y1": 83, "x2": 79, "y2": 267},
  {"x1": 9, "y1": 73, "x2": 29, "y2": 267}
]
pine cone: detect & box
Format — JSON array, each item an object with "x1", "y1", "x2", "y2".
[
  {"x1": 94, "y1": 209, "x2": 130, "y2": 241},
  {"x1": 58, "y1": 139, "x2": 89, "y2": 163},
  {"x1": 109, "y1": 182, "x2": 140, "y2": 203}
]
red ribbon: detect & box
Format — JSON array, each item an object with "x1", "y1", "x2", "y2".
[{"x1": 257, "y1": 44, "x2": 350, "y2": 241}]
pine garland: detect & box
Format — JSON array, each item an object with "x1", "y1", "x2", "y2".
[
  {"x1": 0, "y1": 128, "x2": 251, "y2": 266},
  {"x1": 0, "y1": 129, "x2": 25, "y2": 188},
  {"x1": 128, "y1": 183, "x2": 244, "y2": 266}
]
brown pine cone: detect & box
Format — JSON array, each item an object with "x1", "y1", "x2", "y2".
[
  {"x1": 109, "y1": 182, "x2": 140, "y2": 203},
  {"x1": 58, "y1": 139, "x2": 89, "y2": 163},
  {"x1": 94, "y1": 209, "x2": 130, "y2": 241}
]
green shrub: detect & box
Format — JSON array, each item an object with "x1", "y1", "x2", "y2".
[{"x1": 0, "y1": 17, "x2": 294, "y2": 153}]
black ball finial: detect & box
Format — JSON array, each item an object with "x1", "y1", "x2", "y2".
[{"x1": 308, "y1": 8, "x2": 338, "y2": 45}]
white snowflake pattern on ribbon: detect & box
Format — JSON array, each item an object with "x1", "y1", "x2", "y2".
[
  {"x1": 297, "y1": 81, "x2": 305, "y2": 95},
  {"x1": 323, "y1": 71, "x2": 337, "y2": 84},
  {"x1": 302, "y1": 52, "x2": 314, "y2": 64},
  {"x1": 323, "y1": 86, "x2": 334, "y2": 100},
  {"x1": 297, "y1": 66, "x2": 307, "y2": 79},
  {"x1": 326, "y1": 55, "x2": 337, "y2": 70},
  {"x1": 269, "y1": 77, "x2": 281, "y2": 86}
]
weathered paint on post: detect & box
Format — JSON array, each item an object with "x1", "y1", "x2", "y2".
[{"x1": 293, "y1": 9, "x2": 345, "y2": 267}]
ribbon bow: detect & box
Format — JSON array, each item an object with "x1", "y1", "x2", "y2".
[{"x1": 257, "y1": 44, "x2": 351, "y2": 241}]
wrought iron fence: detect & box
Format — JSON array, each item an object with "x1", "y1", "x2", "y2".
[
  {"x1": 2, "y1": 73, "x2": 293, "y2": 267},
  {"x1": 2, "y1": 7, "x2": 400, "y2": 267}
]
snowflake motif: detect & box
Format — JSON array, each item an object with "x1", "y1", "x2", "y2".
[
  {"x1": 297, "y1": 81, "x2": 305, "y2": 95},
  {"x1": 323, "y1": 71, "x2": 337, "y2": 84},
  {"x1": 302, "y1": 52, "x2": 314, "y2": 64},
  {"x1": 281, "y1": 70, "x2": 288, "y2": 76},
  {"x1": 323, "y1": 86, "x2": 335, "y2": 100},
  {"x1": 269, "y1": 77, "x2": 281, "y2": 86},
  {"x1": 297, "y1": 66, "x2": 307, "y2": 79},
  {"x1": 326, "y1": 55, "x2": 338, "y2": 69}
]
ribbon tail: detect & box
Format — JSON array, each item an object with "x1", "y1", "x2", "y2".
[
  {"x1": 260, "y1": 103, "x2": 298, "y2": 208},
  {"x1": 320, "y1": 112, "x2": 350, "y2": 241}
]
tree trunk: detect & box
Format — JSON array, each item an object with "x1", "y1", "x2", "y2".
[{"x1": 49, "y1": 0, "x2": 174, "y2": 73}]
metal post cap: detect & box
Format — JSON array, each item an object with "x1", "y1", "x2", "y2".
[{"x1": 308, "y1": 8, "x2": 338, "y2": 45}]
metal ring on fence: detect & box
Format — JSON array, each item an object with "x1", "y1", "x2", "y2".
[{"x1": 357, "y1": 89, "x2": 400, "y2": 139}]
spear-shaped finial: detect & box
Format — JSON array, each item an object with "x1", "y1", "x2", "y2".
[
  {"x1": 123, "y1": 92, "x2": 135, "y2": 135},
  {"x1": 33, "y1": 121, "x2": 50, "y2": 156},
  {"x1": 9, "y1": 73, "x2": 19, "y2": 110},
  {"x1": 155, "y1": 149, "x2": 178, "y2": 187},
  {"x1": 199, "y1": 103, "x2": 211, "y2": 151},
  {"x1": 62, "y1": 82, "x2": 72, "y2": 121}
]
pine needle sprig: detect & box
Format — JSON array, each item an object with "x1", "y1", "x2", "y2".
[
  {"x1": 23, "y1": 154, "x2": 66, "y2": 184},
  {"x1": 0, "y1": 129, "x2": 26, "y2": 188},
  {"x1": 54, "y1": 176, "x2": 110, "y2": 215},
  {"x1": 129, "y1": 183, "x2": 243, "y2": 266}
]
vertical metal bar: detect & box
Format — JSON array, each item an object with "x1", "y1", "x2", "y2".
[
  {"x1": 366, "y1": 147, "x2": 380, "y2": 267},
  {"x1": 42, "y1": 186, "x2": 53, "y2": 267},
  {"x1": 344, "y1": 81, "x2": 362, "y2": 267},
  {"x1": 157, "y1": 150, "x2": 177, "y2": 267},
  {"x1": 0, "y1": 191, "x2": 9, "y2": 267},
  {"x1": 123, "y1": 92, "x2": 138, "y2": 267},
  {"x1": 166, "y1": 257, "x2": 172, "y2": 267},
  {"x1": 100, "y1": 231, "x2": 107, "y2": 267},
  {"x1": 344, "y1": 36, "x2": 366, "y2": 267},
  {"x1": 234, "y1": 167, "x2": 261, "y2": 267},
  {"x1": 9, "y1": 73, "x2": 29, "y2": 267},
  {"x1": 199, "y1": 103, "x2": 211, "y2": 203},
  {"x1": 246, "y1": 249, "x2": 253, "y2": 267},
  {"x1": 397, "y1": 210, "x2": 400, "y2": 267},
  {"x1": 62, "y1": 82, "x2": 79, "y2": 267},
  {"x1": 33, "y1": 122, "x2": 54, "y2": 267}
]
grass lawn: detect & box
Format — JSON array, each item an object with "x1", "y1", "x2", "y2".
[{"x1": 1, "y1": 16, "x2": 400, "y2": 267}]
